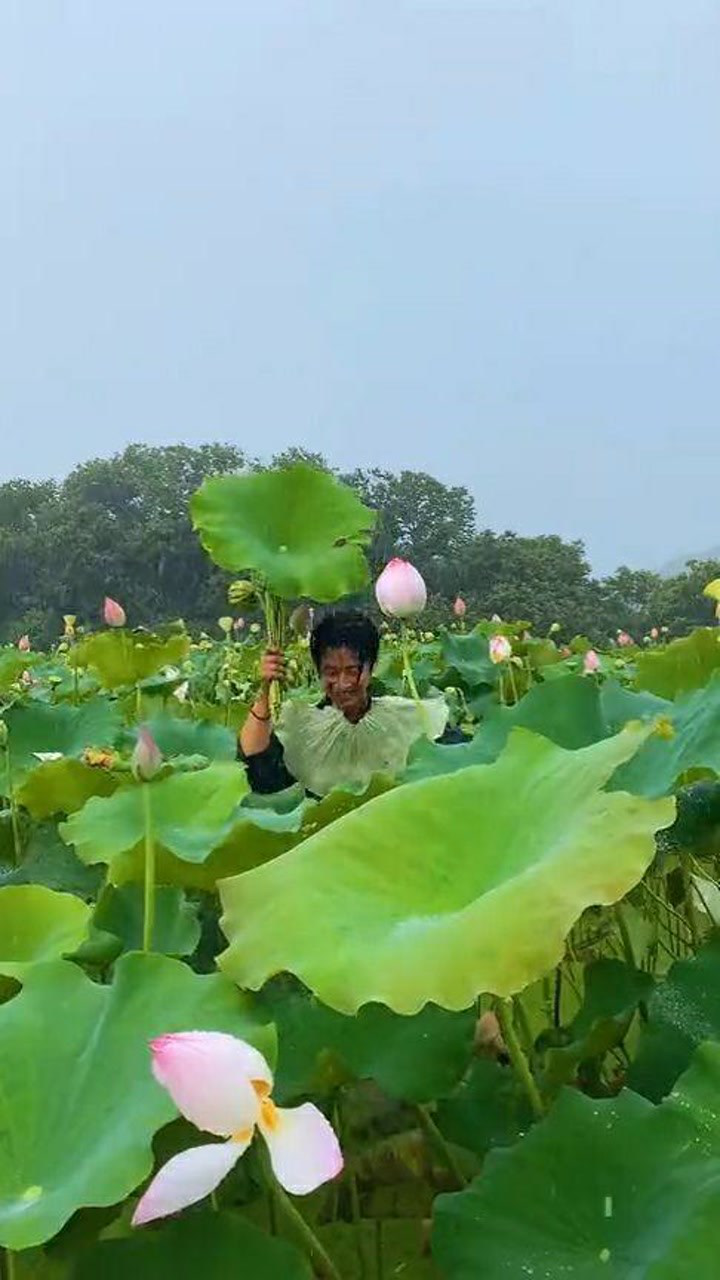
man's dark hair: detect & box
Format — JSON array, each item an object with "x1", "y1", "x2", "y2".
[{"x1": 310, "y1": 610, "x2": 380, "y2": 671}]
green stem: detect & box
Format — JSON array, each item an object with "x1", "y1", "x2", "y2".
[
  {"x1": 614, "y1": 902, "x2": 636, "y2": 969},
  {"x1": 415, "y1": 1104, "x2": 467, "y2": 1188},
  {"x1": 400, "y1": 624, "x2": 431, "y2": 735},
  {"x1": 270, "y1": 1178, "x2": 342, "y2": 1280},
  {"x1": 142, "y1": 784, "x2": 155, "y2": 952},
  {"x1": 495, "y1": 999, "x2": 545, "y2": 1120},
  {"x1": 512, "y1": 995, "x2": 536, "y2": 1063},
  {"x1": 334, "y1": 1100, "x2": 366, "y2": 1276},
  {"x1": 5, "y1": 749, "x2": 20, "y2": 866},
  {"x1": 506, "y1": 660, "x2": 519, "y2": 705},
  {"x1": 3, "y1": 1250, "x2": 16, "y2": 1280}
]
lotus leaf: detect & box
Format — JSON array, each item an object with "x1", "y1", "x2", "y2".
[
  {"x1": 219, "y1": 726, "x2": 673, "y2": 1013},
  {"x1": 0, "y1": 954, "x2": 273, "y2": 1249},
  {"x1": 190, "y1": 464, "x2": 375, "y2": 600}
]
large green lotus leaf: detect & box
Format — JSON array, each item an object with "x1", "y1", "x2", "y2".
[
  {"x1": 0, "y1": 954, "x2": 274, "y2": 1249},
  {"x1": 190, "y1": 464, "x2": 375, "y2": 600},
  {"x1": 16, "y1": 759, "x2": 118, "y2": 819},
  {"x1": 599, "y1": 678, "x2": 671, "y2": 730},
  {"x1": 92, "y1": 884, "x2": 201, "y2": 957},
  {"x1": 609, "y1": 671, "x2": 720, "y2": 797},
  {"x1": 109, "y1": 778, "x2": 394, "y2": 894},
  {"x1": 1, "y1": 823, "x2": 104, "y2": 899},
  {"x1": 432, "y1": 1042, "x2": 720, "y2": 1279},
  {"x1": 0, "y1": 885, "x2": 91, "y2": 977},
  {"x1": 406, "y1": 674, "x2": 610, "y2": 781},
  {"x1": 69, "y1": 627, "x2": 190, "y2": 691},
  {"x1": 72, "y1": 1211, "x2": 311, "y2": 1280},
  {"x1": 219, "y1": 726, "x2": 674, "y2": 1013},
  {"x1": 135, "y1": 713, "x2": 236, "y2": 762},
  {"x1": 261, "y1": 979, "x2": 475, "y2": 1104},
  {"x1": 439, "y1": 629, "x2": 498, "y2": 690},
  {"x1": 629, "y1": 934, "x2": 720, "y2": 1102},
  {"x1": 60, "y1": 764, "x2": 248, "y2": 871},
  {"x1": 4, "y1": 699, "x2": 123, "y2": 782},
  {"x1": 634, "y1": 627, "x2": 720, "y2": 699}
]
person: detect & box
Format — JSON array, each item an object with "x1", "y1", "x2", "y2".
[{"x1": 239, "y1": 609, "x2": 462, "y2": 797}]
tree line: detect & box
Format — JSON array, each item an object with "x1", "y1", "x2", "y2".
[{"x1": 0, "y1": 442, "x2": 716, "y2": 646}]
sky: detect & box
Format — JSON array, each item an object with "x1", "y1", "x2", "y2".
[{"x1": 1, "y1": 1, "x2": 719, "y2": 576}]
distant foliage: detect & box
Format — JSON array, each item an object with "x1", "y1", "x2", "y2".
[{"x1": 0, "y1": 442, "x2": 717, "y2": 644}]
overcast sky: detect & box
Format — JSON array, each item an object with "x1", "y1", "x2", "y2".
[{"x1": 2, "y1": 1, "x2": 718, "y2": 574}]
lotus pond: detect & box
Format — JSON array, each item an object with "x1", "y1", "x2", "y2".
[{"x1": 2, "y1": 465, "x2": 720, "y2": 1278}]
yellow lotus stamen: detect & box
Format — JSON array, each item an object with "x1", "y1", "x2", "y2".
[
  {"x1": 260, "y1": 1098, "x2": 280, "y2": 1131},
  {"x1": 231, "y1": 1128, "x2": 253, "y2": 1144}
]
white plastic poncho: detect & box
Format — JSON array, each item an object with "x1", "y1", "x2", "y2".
[{"x1": 276, "y1": 695, "x2": 449, "y2": 797}]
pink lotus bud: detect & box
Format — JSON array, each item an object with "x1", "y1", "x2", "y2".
[
  {"x1": 375, "y1": 558, "x2": 427, "y2": 619},
  {"x1": 17, "y1": 635, "x2": 30, "y2": 652},
  {"x1": 489, "y1": 634, "x2": 512, "y2": 664},
  {"x1": 583, "y1": 649, "x2": 600, "y2": 674},
  {"x1": 560, "y1": 645, "x2": 572, "y2": 658},
  {"x1": 103, "y1": 597, "x2": 126, "y2": 628},
  {"x1": 131, "y1": 726, "x2": 163, "y2": 782},
  {"x1": 650, "y1": 627, "x2": 659, "y2": 640},
  {"x1": 453, "y1": 596, "x2": 467, "y2": 619},
  {"x1": 617, "y1": 631, "x2": 633, "y2": 648}
]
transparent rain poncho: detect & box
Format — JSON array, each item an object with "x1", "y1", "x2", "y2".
[{"x1": 276, "y1": 695, "x2": 449, "y2": 797}]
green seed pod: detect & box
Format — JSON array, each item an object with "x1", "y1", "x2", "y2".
[{"x1": 228, "y1": 579, "x2": 257, "y2": 607}]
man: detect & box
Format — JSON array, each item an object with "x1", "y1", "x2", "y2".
[{"x1": 239, "y1": 609, "x2": 460, "y2": 796}]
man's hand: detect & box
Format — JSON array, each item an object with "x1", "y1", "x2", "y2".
[{"x1": 261, "y1": 649, "x2": 285, "y2": 686}]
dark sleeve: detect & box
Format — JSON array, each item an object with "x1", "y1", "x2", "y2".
[
  {"x1": 239, "y1": 732, "x2": 296, "y2": 794},
  {"x1": 437, "y1": 724, "x2": 470, "y2": 745}
]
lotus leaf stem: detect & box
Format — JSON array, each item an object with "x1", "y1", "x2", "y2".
[
  {"x1": 142, "y1": 783, "x2": 156, "y2": 952},
  {"x1": 495, "y1": 998, "x2": 545, "y2": 1120}
]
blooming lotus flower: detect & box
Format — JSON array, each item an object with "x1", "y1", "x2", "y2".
[
  {"x1": 617, "y1": 631, "x2": 633, "y2": 648},
  {"x1": 132, "y1": 1032, "x2": 342, "y2": 1227},
  {"x1": 17, "y1": 635, "x2": 30, "y2": 652},
  {"x1": 453, "y1": 596, "x2": 467, "y2": 619},
  {"x1": 103, "y1": 597, "x2": 126, "y2": 628},
  {"x1": 375, "y1": 559, "x2": 427, "y2": 619},
  {"x1": 233, "y1": 617, "x2": 245, "y2": 631},
  {"x1": 650, "y1": 627, "x2": 659, "y2": 640},
  {"x1": 131, "y1": 727, "x2": 163, "y2": 781},
  {"x1": 583, "y1": 649, "x2": 600, "y2": 675},
  {"x1": 489, "y1": 634, "x2": 512, "y2": 664},
  {"x1": 20, "y1": 669, "x2": 34, "y2": 687}
]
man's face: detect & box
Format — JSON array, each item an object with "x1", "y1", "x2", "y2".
[{"x1": 319, "y1": 645, "x2": 371, "y2": 720}]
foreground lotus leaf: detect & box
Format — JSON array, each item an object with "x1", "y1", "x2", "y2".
[
  {"x1": 60, "y1": 763, "x2": 248, "y2": 874},
  {"x1": 0, "y1": 953, "x2": 274, "y2": 1249},
  {"x1": 0, "y1": 885, "x2": 91, "y2": 977},
  {"x1": 73, "y1": 1211, "x2": 312, "y2": 1280},
  {"x1": 219, "y1": 725, "x2": 674, "y2": 1013},
  {"x1": 432, "y1": 1042, "x2": 720, "y2": 1278},
  {"x1": 190, "y1": 464, "x2": 375, "y2": 600}
]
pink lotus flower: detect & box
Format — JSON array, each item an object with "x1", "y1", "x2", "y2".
[
  {"x1": 103, "y1": 597, "x2": 126, "y2": 628},
  {"x1": 617, "y1": 631, "x2": 633, "y2": 648},
  {"x1": 489, "y1": 634, "x2": 512, "y2": 664},
  {"x1": 17, "y1": 635, "x2": 30, "y2": 652},
  {"x1": 132, "y1": 1032, "x2": 342, "y2": 1227},
  {"x1": 375, "y1": 559, "x2": 427, "y2": 619},
  {"x1": 131, "y1": 727, "x2": 163, "y2": 782},
  {"x1": 583, "y1": 649, "x2": 600, "y2": 675},
  {"x1": 650, "y1": 627, "x2": 659, "y2": 640},
  {"x1": 453, "y1": 596, "x2": 467, "y2": 619}
]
